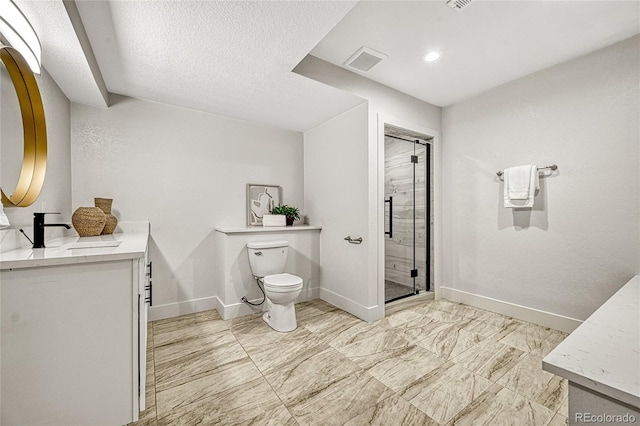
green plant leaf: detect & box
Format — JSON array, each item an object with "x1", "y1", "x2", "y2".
[{"x1": 270, "y1": 204, "x2": 300, "y2": 220}]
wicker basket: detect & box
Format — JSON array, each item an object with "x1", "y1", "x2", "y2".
[
  {"x1": 94, "y1": 198, "x2": 118, "y2": 234},
  {"x1": 102, "y1": 214, "x2": 118, "y2": 235},
  {"x1": 94, "y1": 198, "x2": 113, "y2": 214},
  {"x1": 72, "y1": 207, "x2": 106, "y2": 237}
]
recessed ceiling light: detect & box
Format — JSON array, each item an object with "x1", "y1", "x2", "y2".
[{"x1": 424, "y1": 50, "x2": 442, "y2": 63}]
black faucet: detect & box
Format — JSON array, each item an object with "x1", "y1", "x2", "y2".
[{"x1": 33, "y1": 213, "x2": 71, "y2": 249}]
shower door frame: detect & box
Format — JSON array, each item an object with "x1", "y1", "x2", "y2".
[
  {"x1": 383, "y1": 135, "x2": 430, "y2": 302},
  {"x1": 377, "y1": 115, "x2": 442, "y2": 313}
]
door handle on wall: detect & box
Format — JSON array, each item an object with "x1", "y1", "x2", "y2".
[
  {"x1": 344, "y1": 236, "x2": 363, "y2": 244},
  {"x1": 385, "y1": 196, "x2": 393, "y2": 238}
]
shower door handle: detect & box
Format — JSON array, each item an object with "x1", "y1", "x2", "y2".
[{"x1": 385, "y1": 196, "x2": 393, "y2": 238}]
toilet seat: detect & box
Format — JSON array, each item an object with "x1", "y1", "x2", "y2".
[{"x1": 263, "y1": 273, "x2": 303, "y2": 292}]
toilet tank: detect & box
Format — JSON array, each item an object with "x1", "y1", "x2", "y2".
[{"x1": 247, "y1": 240, "x2": 289, "y2": 277}]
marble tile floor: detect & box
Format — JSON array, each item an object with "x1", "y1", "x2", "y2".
[{"x1": 130, "y1": 299, "x2": 569, "y2": 426}]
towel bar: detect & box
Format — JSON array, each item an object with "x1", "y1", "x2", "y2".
[{"x1": 496, "y1": 164, "x2": 557, "y2": 177}]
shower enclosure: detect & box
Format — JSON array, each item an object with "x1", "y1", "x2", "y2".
[{"x1": 384, "y1": 125, "x2": 432, "y2": 303}]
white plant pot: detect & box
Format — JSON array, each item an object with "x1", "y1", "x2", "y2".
[{"x1": 263, "y1": 214, "x2": 286, "y2": 227}]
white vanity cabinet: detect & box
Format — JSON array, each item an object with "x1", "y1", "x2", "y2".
[
  {"x1": 138, "y1": 253, "x2": 152, "y2": 411},
  {"x1": 0, "y1": 223, "x2": 150, "y2": 426}
]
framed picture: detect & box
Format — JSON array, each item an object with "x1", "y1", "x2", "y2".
[{"x1": 247, "y1": 184, "x2": 282, "y2": 226}]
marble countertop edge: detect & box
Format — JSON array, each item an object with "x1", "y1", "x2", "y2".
[
  {"x1": 0, "y1": 250, "x2": 147, "y2": 270},
  {"x1": 0, "y1": 224, "x2": 150, "y2": 270},
  {"x1": 542, "y1": 360, "x2": 639, "y2": 409},
  {"x1": 543, "y1": 275, "x2": 640, "y2": 409}
]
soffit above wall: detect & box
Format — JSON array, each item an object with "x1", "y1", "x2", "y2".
[{"x1": 15, "y1": 0, "x2": 108, "y2": 108}]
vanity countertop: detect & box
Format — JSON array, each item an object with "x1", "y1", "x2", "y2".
[
  {"x1": 542, "y1": 275, "x2": 640, "y2": 408},
  {"x1": 215, "y1": 225, "x2": 322, "y2": 234},
  {"x1": 0, "y1": 222, "x2": 150, "y2": 270}
]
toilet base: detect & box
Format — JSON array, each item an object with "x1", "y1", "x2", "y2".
[{"x1": 262, "y1": 301, "x2": 298, "y2": 332}]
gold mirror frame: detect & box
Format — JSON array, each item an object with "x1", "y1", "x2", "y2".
[{"x1": 0, "y1": 45, "x2": 46, "y2": 207}]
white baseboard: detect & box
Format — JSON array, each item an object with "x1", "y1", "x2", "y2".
[
  {"x1": 434, "y1": 286, "x2": 444, "y2": 300},
  {"x1": 319, "y1": 288, "x2": 383, "y2": 323},
  {"x1": 218, "y1": 286, "x2": 321, "y2": 321},
  {"x1": 148, "y1": 296, "x2": 220, "y2": 321},
  {"x1": 219, "y1": 296, "x2": 265, "y2": 320},
  {"x1": 148, "y1": 287, "x2": 385, "y2": 323},
  {"x1": 440, "y1": 287, "x2": 582, "y2": 334}
]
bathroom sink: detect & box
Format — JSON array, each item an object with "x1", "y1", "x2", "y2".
[{"x1": 64, "y1": 241, "x2": 123, "y2": 249}]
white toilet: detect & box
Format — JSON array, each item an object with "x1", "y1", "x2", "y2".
[{"x1": 246, "y1": 240, "x2": 303, "y2": 332}]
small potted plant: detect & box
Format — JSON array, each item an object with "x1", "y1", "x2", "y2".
[{"x1": 271, "y1": 205, "x2": 300, "y2": 226}]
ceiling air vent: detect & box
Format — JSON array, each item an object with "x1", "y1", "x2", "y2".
[
  {"x1": 447, "y1": 0, "x2": 474, "y2": 11},
  {"x1": 344, "y1": 47, "x2": 387, "y2": 73}
]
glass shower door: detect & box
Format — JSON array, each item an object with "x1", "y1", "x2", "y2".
[{"x1": 384, "y1": 135, "x2": 427, "y2": 302}]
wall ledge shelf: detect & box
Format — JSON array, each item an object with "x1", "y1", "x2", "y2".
[{"x1": 215, "y1": 225, "x2": 322, "y2": 234}]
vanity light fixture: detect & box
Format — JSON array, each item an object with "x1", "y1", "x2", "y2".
[
  {"x1": 424, "y1": 50, "x2": 443, "y2": 63},
  {"x1": 0, "y1": 0, "x2": 41, "y2": 74}
]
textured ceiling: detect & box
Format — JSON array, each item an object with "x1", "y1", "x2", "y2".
[
  {"x1": 75, "y1": 0, "x2": 363, "y2": 132},
  {"x1": 311, "y1": 1, "x2": 640, "y2": 107},
  {"x1": 16, "y1": 1, "x2": 639, "y2": 132}
]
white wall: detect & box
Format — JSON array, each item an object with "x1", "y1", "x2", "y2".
[
  {"x1": 298, "y1": 56, "x2": 442, "y2": 321},
  {"x1": 71, "y1": 95, "x2": 304, "y2": 319},
  {"x1": 442, "y1": 35, "x2": 640, "y2": 321},
  {"x1": 304, "y1": 102, "x2": 372, "y2": 319},
  {"x1": 1, "y1": 67, "x2": 72, "y2": 250},
  {"x1": 323, "y1": 60, "x2": 444, "y2": 315}
]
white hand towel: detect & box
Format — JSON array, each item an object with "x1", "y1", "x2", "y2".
[
  {"x1": 504, "y1": 165, "x2": 538, "y2": 208},
  {"x1": 0, "y1": 202, "x2": 10, "y2": 229},
  {"x1": 507, "y1": 165, "x2": 533, "y2": 199}
]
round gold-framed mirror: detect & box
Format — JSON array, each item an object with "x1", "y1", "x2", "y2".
[{"x1": 0, "y1": 44, "x2": 46, "y2": 207}]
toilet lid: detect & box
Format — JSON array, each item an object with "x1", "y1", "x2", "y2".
[{"x1": 263, "y1": 273, "x2": 303, "y2": 288}]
